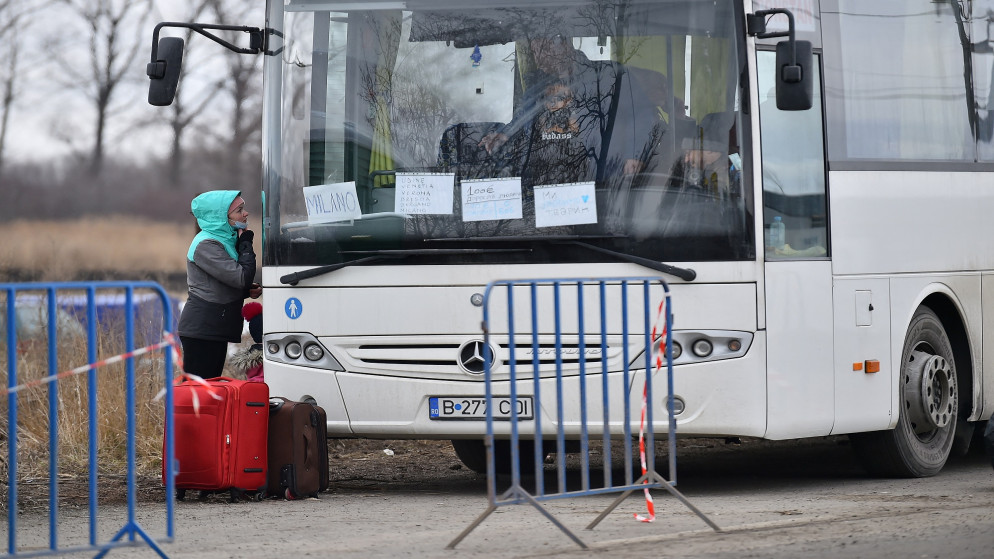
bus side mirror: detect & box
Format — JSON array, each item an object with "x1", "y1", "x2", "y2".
[
  {"x1": 147, "y1": 36, "x2": 185, "y2": 106},
  {"x1": 775, "y1": 39, "x2": 812, "y2": 111}
]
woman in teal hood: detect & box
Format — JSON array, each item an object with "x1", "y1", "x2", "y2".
[{"x1": 177, "y1": 190, "x2": 262, "y2": 379}]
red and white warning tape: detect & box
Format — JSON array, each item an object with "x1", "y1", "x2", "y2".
[
  {"x1": 154, "y1": 372, "x2": 224, "y2": 417},
  {"x1": 634, "y1": 297, "x2": 668, "y2": 523},
  {"x1": 153, "y1": 333, "x2": 225, "y2": 416},
  {"x1": 3, "y1": 335, "x2": 180, "y2": 396},
  {"x1": 165, "y1": 332, "x2": 184, "y2": 374},
  {"x1": 3, "y1": 331, "x2": 222, "y2": 417}
]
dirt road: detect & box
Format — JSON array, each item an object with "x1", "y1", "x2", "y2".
[{"x1": 5, "y1": 436, "x2": 994, "y2": 558}]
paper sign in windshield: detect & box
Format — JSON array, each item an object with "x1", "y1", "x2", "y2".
[
  {"x1": 461, "y1": 178, "x2": 522, "y2": 222},
  {"x1": 396, "y1": 173, "x2": 455, "y2": 214},
  {"x1": 303, "y1": 181, "x2": 361, "y2": 224},
  {"x1": 534, "y1": 181, "x2": 597, "y2": 227}
]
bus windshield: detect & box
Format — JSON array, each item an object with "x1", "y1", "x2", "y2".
[{"x1": 265, "y1": 0, "x2": 751, "y2": 268}]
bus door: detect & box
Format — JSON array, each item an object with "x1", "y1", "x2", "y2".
[{"x1": 756, "y1": 47, "x2": 835, "y2": 439}]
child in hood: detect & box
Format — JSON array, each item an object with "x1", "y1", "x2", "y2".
[{"x1": 230, "y1": 302, "x2": 264, "y2": 382}]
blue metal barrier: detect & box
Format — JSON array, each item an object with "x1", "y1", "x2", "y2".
[
  {"x1": 2, "y1": 282, "x2": 176, "y2": 558},
  {"x1": 449, "y1": 277, "x2": 718, "y2": 549}
]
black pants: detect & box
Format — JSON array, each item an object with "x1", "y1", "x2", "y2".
[{"x1": 179, "y1": 336, "x2": 228, "y2": 379}]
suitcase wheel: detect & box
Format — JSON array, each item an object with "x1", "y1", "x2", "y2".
[
  {"x1": 285, "y1": 488, "x2": 296, "y2": 501},
  {"x1": 176, "y1": 489, "x2": 187, "y2": 501}
]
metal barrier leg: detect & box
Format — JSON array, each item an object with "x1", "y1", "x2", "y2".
[
  {"x1": 446, "y1": 504, "x2": 497, "y2": 550},
  {"x1": 516, "y1": 489, "x2": 588, "y2": 549},
  {"x1": 586, "y1": 471, "x2": 721, "y2": 532},
  {"x1": 655, "y1": 479, "x2": 722, "y2": 532},
  {"x1": 95, "y1": 524, "x2": 169, "y2": 559},
  {"x1": 448, "y1": 485, "x2": 589, "y2": 550},
  {"x1": 586, "y1": 487, "x2": 637, "y2": 530}
]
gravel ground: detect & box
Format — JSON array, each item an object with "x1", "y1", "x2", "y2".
[
  {"x1": 5, "y1": 435, "x2": 993, "y2": 559},
  {"x1": 1, "y1": 435, "x2": 789, "y2": 512}
]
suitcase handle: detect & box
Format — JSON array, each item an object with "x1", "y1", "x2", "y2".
[
  {"x1": 175, "y1": 375, "x2": 239, "y2": 386},
  {"x1": 269, "y1": 396, "x2": 289, "y2": 412}
]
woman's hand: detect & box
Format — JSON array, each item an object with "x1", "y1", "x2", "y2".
[
  {"x1": 249, "y1": 283, "x2": 262, "y2": 299},
  {"x1": 236, "y1": 229, "x2": 255, "y2": 253}
]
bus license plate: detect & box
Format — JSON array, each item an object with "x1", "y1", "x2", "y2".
[{"x1": 429, "y1": 396, "x2": 534, "y2": 420}]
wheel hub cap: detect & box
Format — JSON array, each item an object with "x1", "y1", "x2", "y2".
[{"x1": 903, "y1": 350, "x2": 956, "y2": 434}]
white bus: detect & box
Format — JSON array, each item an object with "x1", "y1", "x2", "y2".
[{"x1": 150, "y1": 0, "x2": 994, "y2": 477}]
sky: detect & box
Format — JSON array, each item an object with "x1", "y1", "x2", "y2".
[{"x1": 3, "y1": 0, "x2": 264, "y2": 165}]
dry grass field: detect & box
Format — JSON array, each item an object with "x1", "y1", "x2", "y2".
[{"x1": 0, "y1": 217, "x2": 193, "y2": 293}]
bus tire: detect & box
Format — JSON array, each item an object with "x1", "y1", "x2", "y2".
[
  {"x1": 451, "y1": 439, "x2": 539, "y2": 475},
  {"x1": 851, "y1": 306, "x2": 958, "y2": 477}
]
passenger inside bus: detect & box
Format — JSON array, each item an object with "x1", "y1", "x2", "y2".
[
  {"x1": 620, "y1": 110, "x2": 746, "y2": 244},
  {"x1": 478, "y1": 35, "x2": 670, "y2": 187},
  {"x1": 667, "y1": 111, "x2": 739, "y2": 195}
]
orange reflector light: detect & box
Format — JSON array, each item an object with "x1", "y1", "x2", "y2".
[
  {"x1": 853, "y1": 362, "x2": 863, "y2": 371},
  {"x1": 864, "y1": 359, "x2": 880, "y2": 373}
]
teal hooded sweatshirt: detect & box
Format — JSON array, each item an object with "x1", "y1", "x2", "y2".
[{"x1": 188, "y1": 190, "x2": 241, "y2": 262}]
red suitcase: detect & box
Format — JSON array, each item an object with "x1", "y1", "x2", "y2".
[{"x1": 164, "y1": 377, "x2": 269, "y2": 500}]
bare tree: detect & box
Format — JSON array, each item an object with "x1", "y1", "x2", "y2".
[
  {"x1": 53, "y1": 0, "x2": 153, "y2": 176},
  {"x1": 206, "y1": 0, "x2": 264, "y2": 190},
  {"x1": 159, "y1": 0, "x2": 226, "y2": 185},
  {"x1": 0, "y1": 25, "x2": 19, "y2": 175},
  {"x1": 0, "y1": 0, "x2": 46, "y2": 174}
]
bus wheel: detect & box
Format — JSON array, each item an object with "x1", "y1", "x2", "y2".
[
  {"x1": 851, "y1": 306, "x2": 958, "y2": 477},
  {"x1": 451, "y1": 439, "x2": 539, "y2": 475}
]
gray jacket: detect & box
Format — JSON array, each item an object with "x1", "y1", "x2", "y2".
[{"x1": 177, "y1": 237, "x2": 256, "y2": 342}]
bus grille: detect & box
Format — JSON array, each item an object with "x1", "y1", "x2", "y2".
[{"x1": 326, "y1": 336, "x2": 635, "y2": 379}]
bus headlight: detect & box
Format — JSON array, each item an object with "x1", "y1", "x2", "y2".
[
  {"x1": 304, "y1": 343, "x2": 324, "y2": 361},
  {"x1": 263, "y1": 333, "x2": 344, "y2": 371},
  {"x1": 691, "y1": 339, "x2": 713, "y2": 357},
  {"x1": 628, "y1": 330, "x2": 753, "y2": 368}
]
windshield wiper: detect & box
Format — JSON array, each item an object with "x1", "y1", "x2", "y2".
[
  {"x1": 279, "y1": 242, "x2": 694, "y2": 285},
  {"x1": 279, "y1": 248, "x2": 529, "y2": 285},
  {"x1": 280, "y1": 255, "x2": 397, "y2": 285},
  {"x1": 426, "y1": 235, "x2": 696, "y2": 281},
  {"x1": 556, "y1": 240, "x2": 696, "y2": 281}
]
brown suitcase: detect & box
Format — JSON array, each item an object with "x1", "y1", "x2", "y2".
[{"x1": 267, "y1": 397, "x2": 328, "y2": 499}]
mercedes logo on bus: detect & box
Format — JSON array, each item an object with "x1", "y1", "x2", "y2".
[{"x1": 458, "y1": 340, "x2": 496, "y2": 374}]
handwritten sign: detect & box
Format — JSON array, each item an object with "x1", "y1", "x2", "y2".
[
  {"x1": 461, "y1": 178, "x2": 522, "y2": 222},
  {"x1": 396, "y1": 173, "x2": 455, "y2": 215},
  {"x1": 534, "y1": 181, "x2": 598, "y2": 228},
  {"x1": 303, "y1": 181, "x2": 361, "y2": 224}
]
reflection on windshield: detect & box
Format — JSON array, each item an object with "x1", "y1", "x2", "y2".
[{"x1": 266, "y1": 1, "x2": 753, "y2": 267}]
